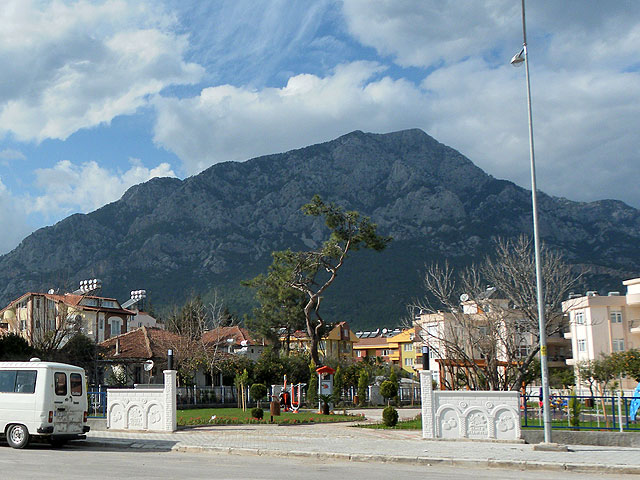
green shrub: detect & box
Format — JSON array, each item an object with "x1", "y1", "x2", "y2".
[
  {"x1": 380, "y1": 380, "x2": 398, "y2": 405},
  {"x1": 382, "y1": 406, "x2": 398, "y2": 427},
  {"x1": 357, "y1": 370, "x2": 369, "y2": 406},
  {"x1": 250, "y1": 383, "x2": 268, "y2": 407},
  {"x1": 251, "y1": 407, "x2": 264, "y2": 420},
  {"x1": 568, "y1": 388, "x2": 581, "y2": 427}
]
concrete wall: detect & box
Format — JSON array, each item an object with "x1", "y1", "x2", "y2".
[
  {"x1": 522, "y1": 429, "x2": 640, "y2": 448},
  {"x1": 107, "y1": 370, "x2": 177, "y2": 432},
  {"x1": 421, "y1": 370, "x2": 520, "y2": 441}
]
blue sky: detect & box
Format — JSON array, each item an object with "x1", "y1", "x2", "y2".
[{"x1": 1, "y1": 0, "x2": 639, "y2": 254}]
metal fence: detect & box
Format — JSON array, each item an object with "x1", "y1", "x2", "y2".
[
  {"x1": 521, "y1": 393, "x2": 640, "y2": 431},
  {"x1": 177, "y1": 385, "x2": 238, "y2": 407},
  {"x1": 88, "y1": 390, "x2": 107, "y2": 418}
]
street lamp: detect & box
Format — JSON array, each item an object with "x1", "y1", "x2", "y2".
[{"x1": 511, "y1": 0, "x2": 552, "y2": 444}]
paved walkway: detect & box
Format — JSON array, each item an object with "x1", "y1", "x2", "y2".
[{"x1": 85, "y1": 419, "x2": 640, "y2": 475}]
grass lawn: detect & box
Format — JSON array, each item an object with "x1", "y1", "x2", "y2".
[
  {"x1": 359, "y1": 415, "x2": 422, "y2": 430},
  {"x1": 177, "y1": 407, "x2": 364, "y2": 426}
]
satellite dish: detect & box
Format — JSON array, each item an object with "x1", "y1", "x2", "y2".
[
  {"x1": 460, "y1": 293, "x2": 470, "y2": 302},
  {"x1": 143, "y1": 360, "x2": 154, "y2": 371},
  {"x1": 48, "y1": 289, "x2": 55, "y2": 294}
]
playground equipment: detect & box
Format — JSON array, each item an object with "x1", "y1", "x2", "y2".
[{"x1": 271, "y1": 375, "x2": 306, "y2": 413}]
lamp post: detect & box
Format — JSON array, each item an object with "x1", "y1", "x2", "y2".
[{"x1": 511, "y1": 0, "x2": 552, "y2": 443}]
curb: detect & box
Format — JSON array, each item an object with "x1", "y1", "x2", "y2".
[{"x1": 171, "y1": 444, "x2": 640, "y2": 475}]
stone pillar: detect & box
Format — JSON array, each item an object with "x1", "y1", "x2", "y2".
[
  {"x1": 163, "y1": 370, "x2": 177, "y2": 432},
  {"x1": 420, "y1": 370, "x2": 435, "y2": 439}
]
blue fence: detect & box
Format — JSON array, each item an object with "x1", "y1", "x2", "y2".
[
  {"x1": 88, "y1": 390, "x2": 107, "y2": 418},
  {"x1": 521, "y1": 394, "x2": 640, "y2": 431}
]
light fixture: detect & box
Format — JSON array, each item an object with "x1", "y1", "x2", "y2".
[{"x1": 510, "y1": 48, "x2": 524, "y2": 66}]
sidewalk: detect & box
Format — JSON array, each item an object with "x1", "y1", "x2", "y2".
[{"x1": 85, "y1": 420, "x2": 640, "y2": 475}]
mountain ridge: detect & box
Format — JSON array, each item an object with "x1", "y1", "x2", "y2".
[{"x1": 1, "y1": 129, "x2": 638, "y2": 328}]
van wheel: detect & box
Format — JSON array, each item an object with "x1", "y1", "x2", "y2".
[{"x1": 6, "y1": 424, "x2": 29, "y2": 449}]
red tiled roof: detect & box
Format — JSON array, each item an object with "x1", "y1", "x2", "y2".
[
  {"x1": 201, "y1": 326, "x2": 257, "y2": 346},
  {"x1": 353, "y1": 337, "x2": 389, "y2": 348},
  {"x1": 100, "y1": 327, "x2": 187, "y2": 360}
]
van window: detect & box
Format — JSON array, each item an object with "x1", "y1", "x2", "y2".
[
  {"x1": 70, "y1": 373, "x2": 83, "y2": 396},
  {"x1": 15, "y1": 370, "x2": 37, "y2": 393},
  {"x1": 0, "y1": 370, "x2": 37, "y2": 393},
  {"x1": 55, "y1": 372, "x2": 67, "y2": 396},
  {"x1": 0, "y1": 370, "x2": 16, "y2": 392}
]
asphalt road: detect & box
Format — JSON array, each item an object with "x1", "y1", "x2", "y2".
[{"x1": 0, "y1": 442, "x2": 629, "y2": 480}]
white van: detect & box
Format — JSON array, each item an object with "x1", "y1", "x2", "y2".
[{"x1": 0, "y1": 359, "x2": 90, "y2": 448}]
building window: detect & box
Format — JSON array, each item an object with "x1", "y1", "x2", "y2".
[
  {"x1": 404, "y1": 358, "x2": 414, "y2": 366},
  {"x1": 20, "y1": 320, "x2": 26, "y2": 331},
  {"x1": 610, "y1": 311, "x2": 622, "y2": 324},
  {"x1": 381, "y1": 349, "x2": 391, "y2": 356},
  {"x1": 110, "y1": 318, "x2": 122, "y2": 336},
  {"x1": 574, "y1": 311, "x2": 585, "y2": 325},
  {"x1": 356, "y1": 351, "x2": 362, "y2": 357},
  {"x1": 517, "y1": 345, "x2": 531, "y2": 358},
  {"x1": 578, "y1": 339, "x2": 586, "y2": 352},
  {"x1": 613, "y1": 339, "x2": 625, "y2": 352},
  {"x1": 403, "y1": 344, "x2": 413, "y2": 352}
]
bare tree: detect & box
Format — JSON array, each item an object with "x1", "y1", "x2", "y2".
[
  {"x1": 411, "y1": 236, "x2": 582, "y2": 391},
  {"x1": 31, "y1": 301, "x2": 83, "y2": 357},
  {"x1": 164, "y1": 292, "x2": 239, "y2": 385}
]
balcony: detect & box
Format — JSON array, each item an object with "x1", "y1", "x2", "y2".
[
  {"x1": 565, "y1": 358, "x2": 576, "y2": 366},
  {"x1": 563, "y1": 331, "x2": 572, "y2": 339}
]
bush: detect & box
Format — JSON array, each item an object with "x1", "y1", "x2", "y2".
[
  {"x1": 380, "y1": 380, "x2": 398, "y2": 405},
  {"x1": 382, "y1": 406, "x2": 398, "y2": 427},
  {"x1": 250, "y1": 383, "x2": 268, "y2": 407},
  {"x1": 357, "y1": 370, "x2": 369, "y2": 406},
  {"x1": 251, "y1": 407, "x2": 264, "y2": 420}
]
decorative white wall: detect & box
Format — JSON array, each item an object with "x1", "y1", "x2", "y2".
[
  {"x1": 420, "y1": 370, "x2": 520, "y2": 441},
  {"x1": 107, "y1": 370, "x2": 177, "y2": 432}
]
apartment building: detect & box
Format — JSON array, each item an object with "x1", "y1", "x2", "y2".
[{"x1": 562, "y1": 277, "x2": 640, "y2": 390}]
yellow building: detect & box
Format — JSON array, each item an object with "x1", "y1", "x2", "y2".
[
  {"x1": 387, "y1": 327, "x2": 418, "y2": 374},
  {"x1": 284, "y1": 322, "x2": 358, "y2": 361}
]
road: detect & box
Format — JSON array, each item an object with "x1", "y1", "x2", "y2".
[{"x1": 0, "y1": 442, "x2": 628, "y2": 480}]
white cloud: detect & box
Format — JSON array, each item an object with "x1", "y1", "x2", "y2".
[
  {"x1": 419, "y1": 60, "x2": 640, "y2": 206},
  {"x1": 0, "y1": 149, "x2": 26, "y2": 165},
  {"x1": 153, "y1": 61, "x2": 429, "y2": 174},
  {"x1": 30, "y1": 159, "x2": 176, "y2": 217},
  {"x1": 342, "y1": 0, "x2": 518, "y2": 68},
  {"x1": 337, "y1": 0, "x2": 640, "y2": 207},
  {"x1": 0, "y1": 0, "x2": 203, "y2": 142}
]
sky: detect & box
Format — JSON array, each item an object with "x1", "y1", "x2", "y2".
[{"x1": 1, "y1": 0, "x2": 639, "y2": 255}]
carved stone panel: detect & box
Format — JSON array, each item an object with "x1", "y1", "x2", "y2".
[{"x1": 465, "y1": 410, "x2": 489, "y2": 439}]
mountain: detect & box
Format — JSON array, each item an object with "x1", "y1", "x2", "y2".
[{"x1": 1, "y1": 129, "x2": 639, "y2": 329}]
